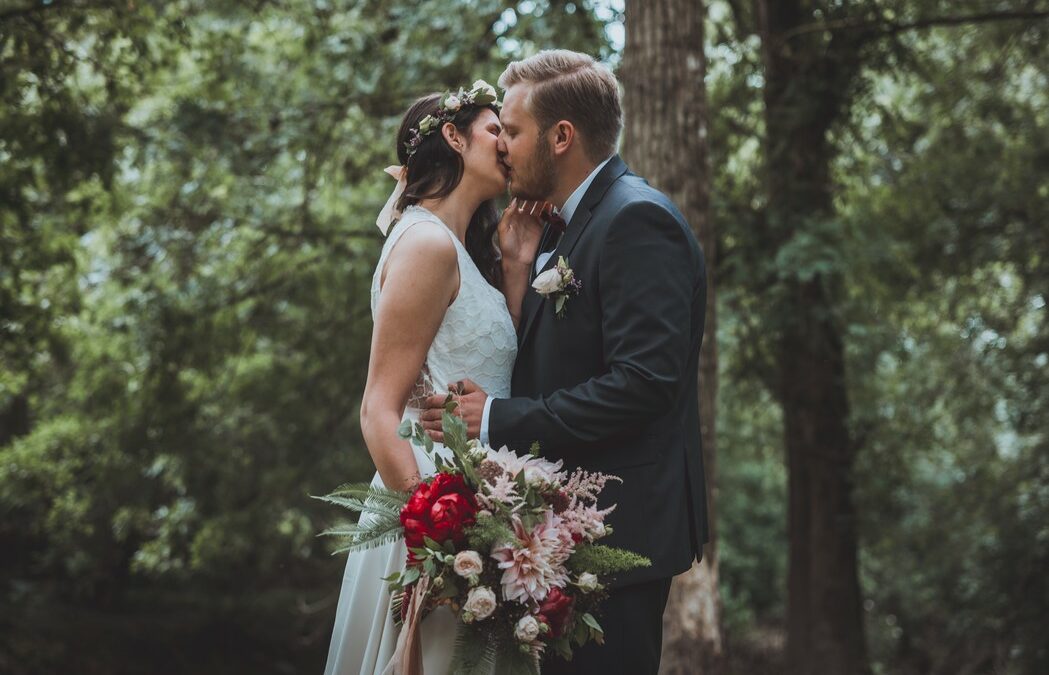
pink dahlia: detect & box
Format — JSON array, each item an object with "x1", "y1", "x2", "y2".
[
  {"x1": 491, "y1": 511, "x2": 574, "y2": 604},
  {"x1": 486, "y1": 446, "x2": 566, "y2": 486}
]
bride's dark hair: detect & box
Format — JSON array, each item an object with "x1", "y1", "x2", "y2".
[{"x1": 393, "y1": 93, "x2": 502, "y2": 287}]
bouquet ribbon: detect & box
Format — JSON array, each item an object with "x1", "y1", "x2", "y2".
[{"x1": 382, "y1": 573, "x2": 430, "y2": 675}]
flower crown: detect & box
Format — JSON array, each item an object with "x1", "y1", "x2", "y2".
[{"x1": 405, "y1": 79, "x2": 501, "y2": 159}]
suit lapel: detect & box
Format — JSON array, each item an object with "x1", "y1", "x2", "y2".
[
  {"x1": 516, "y1": 155, "x2": 629, "y2": 350},
  {"x1": 529, "y1": 220, "x2": 555, "y2": 285}
]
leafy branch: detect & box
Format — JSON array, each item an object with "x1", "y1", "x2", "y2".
[{"x1": 776, "y1": 8, "x2": 1049, "y2": 46}]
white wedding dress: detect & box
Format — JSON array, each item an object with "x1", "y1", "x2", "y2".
[{"x1": 324, "y1": 205, "x2": 517, "y2": 674}]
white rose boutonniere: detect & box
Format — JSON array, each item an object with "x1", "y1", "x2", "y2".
[
  {"x1": 532, "y1": 268, "x2": 563, "y2": 296},
  {"x1": 532, "y1": 256, "x2": 582, "y2": 318}
]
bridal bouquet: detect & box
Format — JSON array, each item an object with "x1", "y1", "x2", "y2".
[{"x1": 315, "y1": 405, "x2": 650, "y2": 674}]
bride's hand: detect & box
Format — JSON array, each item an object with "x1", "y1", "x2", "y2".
[{"x1": 498, "y1": 198, "x2": 548, "y2": 267}]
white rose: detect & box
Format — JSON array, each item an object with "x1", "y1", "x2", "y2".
[
  {"x1": 577, "y1": 572, "x2": 600, "y2": 592},
  {"x1": 532, "y1": 268, "x2": 563, "y2": 296},
  {"x1": 445, "y1": 94, "x2": 461, "y2": 111},
  {"x1": 472, "y1": 79, "x2": 498, "y2": 98},
  {"x1": 514, "y1": 615, "x2": 541, "y2": 642},
  {"x1": 463, "y1": 586, "x2": 497, "y2": 621},
  {"x1": 453, "y1": 550, "x2": 484, "y2": 579}
]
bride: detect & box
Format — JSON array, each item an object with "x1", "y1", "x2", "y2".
[{"x1": 324, "y1": 82, "x2": 545, "y2": 674}]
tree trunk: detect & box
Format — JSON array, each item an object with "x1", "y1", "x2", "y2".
[
  {"x1": 621, "y1": 1, "x2": 723, "y2": 672},
  {"x1": 755, "y1": 1, "x2": 868, "y2": 672}
]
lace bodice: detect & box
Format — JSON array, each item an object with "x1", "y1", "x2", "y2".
[{"x1": 370, "y1": 205, "x2": 516, "y2": 405}]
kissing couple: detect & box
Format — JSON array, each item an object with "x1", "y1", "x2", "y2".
[{"x1": 324, "y1": 48, "x2": 708, "y2": 675}]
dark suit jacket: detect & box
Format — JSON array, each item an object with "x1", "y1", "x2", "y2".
[{"x1": 489, "y1": 155, "x2": 708, "y2": 589}]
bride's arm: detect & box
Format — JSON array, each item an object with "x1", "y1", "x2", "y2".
[
  {"x1": 360, "y1": 224, "x2": 459, "y2": 492},
  {"x1": 497, "y1": 199, "x2": 546, "y2": 329},
  {"x1": 500, "y1": 259, "x2": 532, "y2": 330}
]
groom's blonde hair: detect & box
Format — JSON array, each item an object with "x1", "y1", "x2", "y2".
[{"x1": 498, "y1": 50, "x2": 622, "y2": 163}]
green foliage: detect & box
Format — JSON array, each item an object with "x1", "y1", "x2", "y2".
[
  {"x1": 715, "y1": 377, "x2": 787, "y2": 632},
  {"x1": 708, "y1": 1, "x2": 1048, "y2": 671},
  {"x1": 465, "y1": 511, "x2": 516, "y2": 551},
  {"x1": 0, "y1": 1, "x2": 612, "y2": 671},
  {"x1": 4, "y1": 0, "x2": 1046, "y2": 673},
  {"x1": 493, "y1": 636, "x2": 541, "y2": 675},
  {"x1": 448, "y1": 623, "x2": 499, "y2": 675},
  {"x1": 0, "y1": 0, "x2": 611, "y2": 611},
  {"x1": 467, "y1": 512, "x2": 516, "y2": 554},
  {"x1": 311, "y1": 484, "x2": 409, "y2": 554},
  {"x1": 565, "y1": 544, "x2": 651, "y2": 577},
  {"x1": 314, "y1": 483, "x2": 410, "y2": 517},
  {"x1": 838, "y1": 16, "x2": 1048, "y2": 674}
]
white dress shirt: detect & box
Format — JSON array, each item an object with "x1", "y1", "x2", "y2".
[{"x1": 479, "y1": 157, "x2": 612, "y2": 445}]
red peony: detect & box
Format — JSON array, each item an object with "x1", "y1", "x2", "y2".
[
  {"x1": 536, "y1": 586, "x2": 575, "y2": 638},
  {"x1": 400, "y1": 473, "x2": 478, "y2": 563}
]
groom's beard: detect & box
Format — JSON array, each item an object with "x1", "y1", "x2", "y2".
[{"x1": 509, "y1": 136, "x2": 557, "y2": 202}]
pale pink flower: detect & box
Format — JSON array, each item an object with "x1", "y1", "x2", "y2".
[
  {"x1": 490, "y1": 512, "x2": 574, "y2": 604},
  {"x1": 453, "y1": 550, "x2": 484, "y2": 579},
  {"x1": 478, "y1": 470, "x2": 521, "y2": 510},
  {"x1": 462, "y1": 586, "x2": 497, "y2": 621},
  {"x1": 560, "y1": 502, "x2": 617, "y2": 543},
  {"x1": 563, "y1": 468, "x2": 621, "y2": 504},
  {"x1": 486, "y1": 446, "x2": 566, "y2": 486}
]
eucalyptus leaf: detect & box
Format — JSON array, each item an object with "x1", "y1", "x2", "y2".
[{"x1": 401, "y1": 566, "x2": 420, "y2": 586}]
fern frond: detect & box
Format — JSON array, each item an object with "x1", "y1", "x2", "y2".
[
  {"x1": 330, "y1": 529, "x2": 404, "y2": 555},
  {"x1": 311, "y1": 494, "x2": 402, "y2": 520},
  {"x1": 449, "y1": 623, "x2": 498, "y2": 675},
  {"x1": 326, "y1": 483, "x2": 410, "y2": 508},
  {"x1": 320, "y1": 512, "x2": 401, "y2": 536},
  {"x1": 321, "y1": 515, "x2": 404, "y2": 555},
  {"x1": 494, "y1": 634, "x2": 540, "y2": 675}
]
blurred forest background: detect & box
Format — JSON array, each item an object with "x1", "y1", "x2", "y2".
[{"x1": 1, "y1": 1, "x2": 1046, "y2": 674}]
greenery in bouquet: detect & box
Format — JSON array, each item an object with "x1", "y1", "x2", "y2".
[{"x1": 314, "y1": 404, "x2": 651, "y2": 674}]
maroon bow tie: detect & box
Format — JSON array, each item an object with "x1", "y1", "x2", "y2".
[{"x1": 545, "y1": 211, "x2": 567, "y2": 236}]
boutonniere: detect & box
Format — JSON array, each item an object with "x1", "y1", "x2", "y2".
[{"x1": 532, "y1": 256, "x2": 583, "y2": 318}]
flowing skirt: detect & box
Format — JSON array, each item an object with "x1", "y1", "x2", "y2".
[
  {"x1": 322, "y1": 512, "x2": 460, "y2": 673},
  {"x1": 324, "y1": 412, "x2": 460, "y2": 674}
]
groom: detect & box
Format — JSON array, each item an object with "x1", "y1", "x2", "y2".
[{"x1": 421, "y1": 49, "x2": 708, "y2": 675}]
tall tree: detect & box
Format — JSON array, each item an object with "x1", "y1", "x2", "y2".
[
  {"x1": 727, "y1": 1, "x2": 1049, "y2": 672},
  {"x1": 752, "y1": 1, "x2": 869, "y2": 671},
  {"x1": 621, "y1": 1, "x2": 723, "y2": 672}
]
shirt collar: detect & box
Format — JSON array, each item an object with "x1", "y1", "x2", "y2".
[{"x1": 557, "y1": 156, "x2": 612, "y2": 225}]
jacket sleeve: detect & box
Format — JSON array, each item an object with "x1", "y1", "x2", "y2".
[{"x1": 489, "y1": 201, "x2": 703, "y2": 452}]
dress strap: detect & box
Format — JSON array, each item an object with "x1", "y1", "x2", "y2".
[{"x1": 372, "y1": 209, "x2": 464, "y2": 302}]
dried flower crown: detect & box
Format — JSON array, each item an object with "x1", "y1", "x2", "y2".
[{"x1": 405, "y1": 80, "x2": 501, "y2": 159}]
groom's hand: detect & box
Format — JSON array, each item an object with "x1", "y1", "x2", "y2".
[{"x1": 419, "y1": 379, "x2": 487, "y2": 442}]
